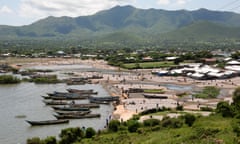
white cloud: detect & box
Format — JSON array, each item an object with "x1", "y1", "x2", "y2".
[
  {"x1": 157, "y1": 0, "x2": 170, "y2": 5},
  {"x1": 157, "y1": 0, "x2": 188, "y2": 6},
  {"x1": 19, "y1": 0, "x2": 133, "y2": 19},
  {"x1": 0, "y1": 5, "x2": 13, "y2": 14},
  {"x1": 177, "y1": 0, "x2": 187, "y2": 5}
]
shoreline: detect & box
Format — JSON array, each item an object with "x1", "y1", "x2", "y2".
[{"x1": 4, "y1": 58, "x2": 237, "y2": 122}]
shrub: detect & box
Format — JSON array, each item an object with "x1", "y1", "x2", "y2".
[
  {"x1": 143, "y1": 118, "x2": 160, "y2": 127},
  {"x1": 42, "y1": 136, "x2": 57, "y2": 144},
  {"x1": 118, "y1": 125, "x2": 128, "y2": 131},
  {"x1": 27, "y1": 137, "x2": 42, "y2": 144},
  {"x1": 161, "y1": 117, "x2": 183, "y2": 128},
  {"x1": 216, "y1": 101, "x2": 234, "y2": 117},
  {"x1": 176, "y1": 105, "x2": 183, "y2": 111},
  {"x1": 127, "y1": 120, "x2": 141, "y2": 133},
  {"x1": 200, "y1": 106, "x2": 213, "y2": 112},
  {"x1": 85, "y1": 127, "x2": 96, "y2": 138},
  {"x1": 108, "y1": 120, "x2": 120, "y2": 132},
  {"x1": 59, "y1": 127, "x2": 84, "y2": 144},
  {"x1": 184, "y1": 114, "x2": 196, "y2": 127}
]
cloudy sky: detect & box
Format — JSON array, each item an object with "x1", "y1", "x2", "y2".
[{"x1": 1, "y1": 0, "x2": 240, "y2": 26}]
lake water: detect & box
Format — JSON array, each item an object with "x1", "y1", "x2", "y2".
[{"x1": 0, "y1": 81, "x2": 113, "y2": 144}]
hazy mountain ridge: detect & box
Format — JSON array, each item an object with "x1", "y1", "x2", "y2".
[{"x1": 1, "y1": 5, "x2": 240, "y2": 41}]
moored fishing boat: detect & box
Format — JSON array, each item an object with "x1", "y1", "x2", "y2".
[
  {"x1": 43, "y1": 100, "x2": 68, "y2": 105},
  {"x1": 54, "y1": 113, "x2": 101, "y2": 119},
  {"x1": 26, "y1": 119, "x2": 69, "y2": 126},
  {"x1": 52, "y1": 106, "x2": 90, "y2": 111},
  {"x1": 46, "y1": 95, "x2": 89, "y2": 100},
  {"x1": 55, "y1": 110, "x2": 91, "y2": 115},
  {"x1": 70, "y1": 103, "x2": 100, "y2": 108},
  {"x1": 47, "y1": 91, "x2": 90, "y2": 97},
  {"x1": 89, "y1": 99, "x2": 110, "y2": 104},
  {"x1": 89, "y1": 96, "x2": 119, "y2": 102},
  {"x1": 143, "y1": 94, "x2": 168, "y2": 99},
  {"x1": 67, "y1": 88, "x2": 98, "y2": 95}
]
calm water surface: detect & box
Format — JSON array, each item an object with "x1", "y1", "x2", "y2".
[{"x1": 0, "y1": 82, "x2": 113, "y2": 144}]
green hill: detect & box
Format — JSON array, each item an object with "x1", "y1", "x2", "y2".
[{"x1": 1, "y1": 5, "x2": 240, "y2": 45}]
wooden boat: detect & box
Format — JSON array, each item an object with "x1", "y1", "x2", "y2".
[
  {"x1": 67, "y1": 88, "x2": 98, "y2": 95},
  {"x1": 26, "y1": 119, "x2": 69, "y2": 126},
  {"x1": 70, "y1": 103, "x2": 100, "y2": 108},
  {"x1": 46, "y1": 95, "x2": 89, "y2": 100},
  {"x1": 54, "y1": 113, "x2": 101, "y2": 119},
  {"x1": 52, "y1": 106, "x2": 90, "y2": 111},
  {"x1": 89, "y1": 99, "x2": 110, "y2": 104},
  {"x1": 143, "y1": 94, "x2": 168, "y2": 99},
  {"x1": 67, "y1": 88, "x2": 93, "y2": 93},
  {"x1": 89, "y1": 96, "x2": 119, "y2": 102},
  {"x1": 55, "y1": 110, "x2": 91, "y2": 115},
  {"x1": 43, "y1": 100, "x2": 68, "y2": 105},
  {"x1": 47, "y1": 91, "x2": 90, "y2": 97},
  {"x1": 42, "y1": 95, "x2": 52, "y2": 99}
]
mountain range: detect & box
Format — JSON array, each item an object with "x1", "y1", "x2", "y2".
[{"x1": 1, "y1": 5, "x2": 240, "y2": 43}]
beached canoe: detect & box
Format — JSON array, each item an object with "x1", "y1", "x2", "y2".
[
  {"x1": 43, "y1": 100, "x2": 68, "y2": 105},
  {"x1": 143, "y1": 94, "x2": 168, "y2": 99},
  {"x1": 70, "y1": 103, "x2": 100, "y2": 108},
  {"x1": 26, "y1": 119, "x2": 69, "y2": 126},
  {"x1": 89, "y1": 99, "x2": 110, "y2": 104},
  {"x1": 55, "y1": 110, "x2": 91, "y2": 115},
  {"x1": 66, "y1": 88, "x2": 96, "y2": 94},
  {"x1": 43, "y1": 96, "x2": 89, "y2": 100},
  {"x1": 52, "y1": 106, "x2": 90, "y2": 111},
  {"x1": 89, "y1": 96, "x2": 119, "y2": 101},
  {"x1": 47, "y1": 91, "x2": 90, "y2": 97},
  {"x1": 54, "y1": 113, "x2": 101, "y2": 119}
]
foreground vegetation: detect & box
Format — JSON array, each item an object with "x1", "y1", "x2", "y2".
[{"x1": 26, "y1": 87, "x2": 240, "y2": 144}]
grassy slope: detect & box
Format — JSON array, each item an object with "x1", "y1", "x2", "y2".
[{"x1": 79, "y1": 115, "x2": 236, "y2": 144}]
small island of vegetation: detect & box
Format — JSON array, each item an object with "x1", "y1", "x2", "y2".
[{"x1": 0, "y1": 75, "x2": 20, "y2": 84}]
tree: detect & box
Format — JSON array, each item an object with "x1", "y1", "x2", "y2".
[
  {"x1": 216, "y1": 101, "x2": 234, "y2": 117},
  {"x1": 127, "y1": 120, "x2": 141, "y2": 132},
  {"x1": 85, "y1": 127, "x2": 96, "y2": 138},
  {"x1": 233, "y1": 87, "x2": 240, "y2": 104},
  {"x1": 184, "y1": 114, "x2": 196, "y2": 127},
  {"x1": 108, "y1": 120, "x2": 120, "y2": 132},
  {"x1": 59, "y1": 127, "x2": 84, "y2": 144}
]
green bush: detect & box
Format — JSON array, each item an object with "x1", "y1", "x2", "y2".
[
  {"x1": 127, "y1": 120, "x2": 141, "y2": 133},
  {"x1": 143, "y1": 118, "x2": 160, "y2": 127},
  {"x1": 200, "y1": 106, "x2": 213, "y2": 112},
  {"x1": 216, "y1": 101, "x2": 234, "y2": 117},
  {"x1": 161, "y1": 117, "x2": 183, "y2": 128},
  {"x1": 183, "y1": 114, "x2": 196, "y2": 127},
  {"x1": 59, "y1": 127, "x2": 84, "y2": 144},
  {"x1": 176, "y1": 105, "x2": 183, "y2": 111},
  {"x1": 27, "y1": 137, "x2": 42, "y2": 144},
  {"x1": 42, "y1": 136, "x2": 57, "y2": 144},
  {"x1": 108, "y1": 120, "x2": 120, "y2": 132},
  {"x1": 85, "y1": 127, "x2": 96, "y2": 138}
]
